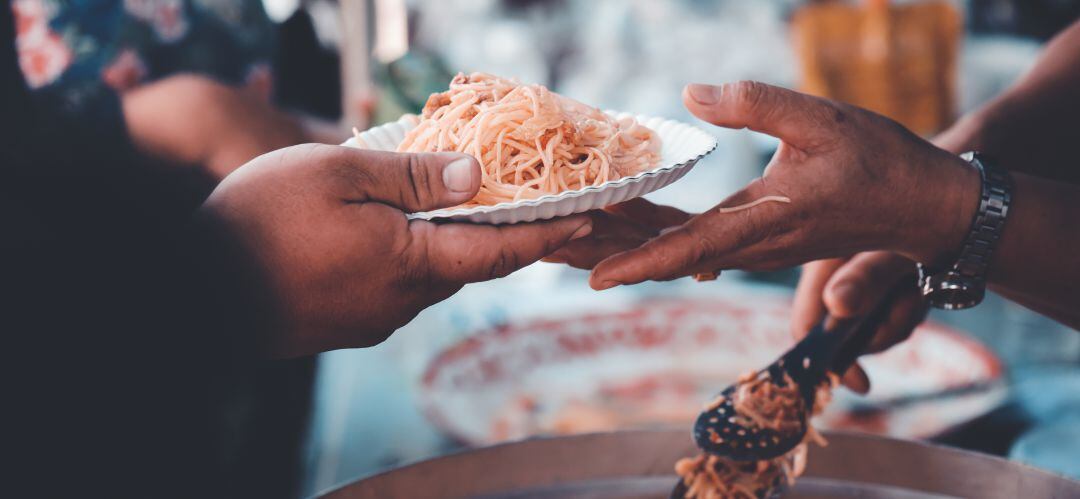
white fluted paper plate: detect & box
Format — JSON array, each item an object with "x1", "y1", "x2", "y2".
[{"x1": 341, "y1": 112, "x2": 718, "y2": 224}]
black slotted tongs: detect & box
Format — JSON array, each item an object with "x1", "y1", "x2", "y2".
[
  {"x1": 694, "y1": 282, "x2": 908, "y2": 461},
  {"x1": 670, "y1": 283, "x2": 910, "y2": 498}
]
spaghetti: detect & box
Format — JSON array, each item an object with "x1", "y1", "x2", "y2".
[
  {"x1": 676, "y1": 372, "x2": 837, "y2": 499},
  {"x1": 395, "y1": 72, "x2": 662, "y2": 206},
  {"x1": 716, "y1": 196, "x2": 791, "y2": 214}
]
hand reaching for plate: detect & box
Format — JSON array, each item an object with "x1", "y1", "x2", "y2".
[
  {"x1": 204, "y1": 145, "x2": 591, "y2": 357},
  {"x1": 566, "y1": 82, "x2": 979, "y2": 291},
  {"x1": 544, "y1": 198, "x2": 692, "y2": 270}
]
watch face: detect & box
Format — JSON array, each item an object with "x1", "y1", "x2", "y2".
[
  {"x1": 924, "y1": 273, "x2": 984, "y2": 310},
  {"x1": 932, "y1": 288, "x2": 978, "y2": 310}
]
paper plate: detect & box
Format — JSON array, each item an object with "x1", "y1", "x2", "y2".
[{"x1": 342, "y1": 112, "x2": 718, "y2": 224}]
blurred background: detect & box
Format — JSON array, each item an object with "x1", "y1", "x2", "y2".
[
  {"x1": 270, "y1": 1, "x2": 1080, "y2": 496},
  {"x1": 21, "y1": 0, "x2": 1077, "y2": 495}
]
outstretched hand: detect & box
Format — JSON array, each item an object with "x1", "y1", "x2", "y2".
[
  {"x1": 580, "y1": 82, "x2": 978, "y2": 290},
  {"x1": 204, "y1": 144, "x2": 591, "y2": 356}
]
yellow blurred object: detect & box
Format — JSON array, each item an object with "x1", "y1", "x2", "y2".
[{"x1": 791, "y1": 0, "x2": 962, "y2": 135}]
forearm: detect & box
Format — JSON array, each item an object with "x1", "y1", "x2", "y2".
[
  {"x1": 986, "y1": 172, "x2": 1080, "y2": 328},
  {"x1": 936, "y1": 21, "x2": 1080, "y2": 183},
  {"x1": 907, "y1": 155, "x2": 1080, "y2": 329},
  {"x1": 123, "y1": 75, "x2": 311, "y2": 181},
  {"x1": 927, "y1": 22, "x2": 1080, "y2": 325}
]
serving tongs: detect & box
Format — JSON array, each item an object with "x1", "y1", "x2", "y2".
[{"x1": 670, "y1": 283, "x2": 909, "y2": 498}]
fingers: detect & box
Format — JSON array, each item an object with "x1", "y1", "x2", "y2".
[
  {"x1": 325, "y1": 147, "x2": 482, "y2": 212},
  {"x1": 837, "y1": 286, "x2": 927, "y2": 393},
  {"x1": 791, "y1": 257, "x2": 875, "y2": 394},
  {"x1": 588, "y1": 223, "x2": 705, "y2": 290},
  {"x1": 822, "y1": 251, "x2": 914, "y2": 318},
  {"x1": 416, "y1": 215, "x2": 593, "y2": 283},
  {"x1": 791, "y1": 259, "x2": 848, "y2": 340},
  {"x1": 841, "y1": 363, "x2": 871, "y2": 394},
  {"x1": 604, "y1": 198, "x2": 693, "y2": 230},
  {"x1": 589, "y1": 179, "x2": 790, "y2": 290},
  {"x1": 545, "y1": 201, "x2": 692, "y2": 270},
  {"x1": 821, "y1": 252, "x2": 926, "y2": 392},
  {"x1": 682, "y1": 81, "x2": 836, "y2": 149},
  {"x1": 546, "y1": 210, "x2": 660, "y2": 269},
  {"x1": 863, "y1": 286, "x2": 928, "y2": 355},
  {"x1": 548, "y1": 235, "x2": 646, "y2": 270}
]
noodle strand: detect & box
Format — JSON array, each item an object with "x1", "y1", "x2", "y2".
[{"x1": 716, "y1": 196, "x2": 792, "y2": 214}]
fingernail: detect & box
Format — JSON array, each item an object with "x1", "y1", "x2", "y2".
[
  {"x1": 570, "y1": 223, "x2": 592, "y2": 241},
  {"x1": 594, "y1": 279, "x2": 622, "y2": 291},
  {"x1": 443, "y1": 157, "x2": 476, "y2": 193},
  {"x1": 686, "y1": 83, "x2": 721, "y2": 105}
]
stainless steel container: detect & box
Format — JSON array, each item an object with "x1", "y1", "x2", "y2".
[{"x1": 319, "y1": 430, "x2": 1080, "y2": 498}]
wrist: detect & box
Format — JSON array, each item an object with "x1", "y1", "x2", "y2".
[{"x1": 902, "y1": 151, "x2": 982, "y2": 268}]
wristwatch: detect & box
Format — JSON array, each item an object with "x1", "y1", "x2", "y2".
[{"x1": 917, "y1": 152, "x2": 1013, "y2": 310}]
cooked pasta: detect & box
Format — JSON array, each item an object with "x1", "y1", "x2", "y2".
[
  {"x1": 676, "y1": 372, "x2": 837, "y2": 499},
  {"x1": 716, "y1": 196, "x2": 791, "y2": 214},
  {"x1": 730, "y1": 371, "x2": 806, "y2": 434},
  {"x1": 394, "y1": 72, "x2": 662, "y2": 206}
]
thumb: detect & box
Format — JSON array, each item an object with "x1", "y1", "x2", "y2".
[
  {"x1": 331, "y1": 148, "x2": 481, "y2": 212},
  {"x1": 791, "y1": 258, "x2": 848, "y2": 341},
  {"x1": 682, "y1": 81, "x2": 836, "y2": 149},
  {"x1": 823, "y1": 251, "x2": 913, "y2": 318}
]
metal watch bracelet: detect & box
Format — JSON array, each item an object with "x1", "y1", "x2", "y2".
[{"x1": 917, "y1": 152, "x2": 1013, "y2": 310}]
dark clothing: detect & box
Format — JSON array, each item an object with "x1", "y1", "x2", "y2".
[{"x1": 3, "y1": 2, "x2": 308, "y2": 497}]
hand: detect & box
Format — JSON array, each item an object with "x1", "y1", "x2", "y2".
[
  {"x1": 123, "y1": 75, "x2": 310, "y2": 180},
  {"x1": 587, "y1": 81, "x2": 981, "y2": 290},
  {"x1": 543, "y1": 198, "x2": 692, "y2": 270},
  {"x1": 791, "y1": 253, "x2": 929, "y2": 392},
  {"x1": 786, "y1": 110, "x2": 977, "y2": 390},
  {"x1": 203, "y1": 144, "x2": 592, "y2": 357}
]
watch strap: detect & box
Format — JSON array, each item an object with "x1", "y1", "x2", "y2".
[
  {"x1": 952, "y1": 152, "x2": 1013, "y2": 280},
  {"x1": 917, "y1": 152, "x2": 1013, "y2": 310}
]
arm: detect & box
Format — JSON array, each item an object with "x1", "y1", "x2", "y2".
[
  {"x1": 121, "y1": 75, "x2": 313, "y2": 181},
  {"x1": 932, "y1": 20, "x2": 1080, "y2": 321},
  {"x1": 786, "y1": 20, "x2": 1080, "y2": 356},
  {"x1": 984, "y1": 172, "x2": 1080, "y2": 326},
  {"x1": 782, "y1": 21, "x2": 1080, "y2": 388},
  {"x1": 935, "y1": 20, "x2": 1080, "y2": 183}
]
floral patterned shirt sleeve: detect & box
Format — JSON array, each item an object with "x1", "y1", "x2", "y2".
[{"x1": 13, "y1": 0, "x2": 276, "y2": 95}]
